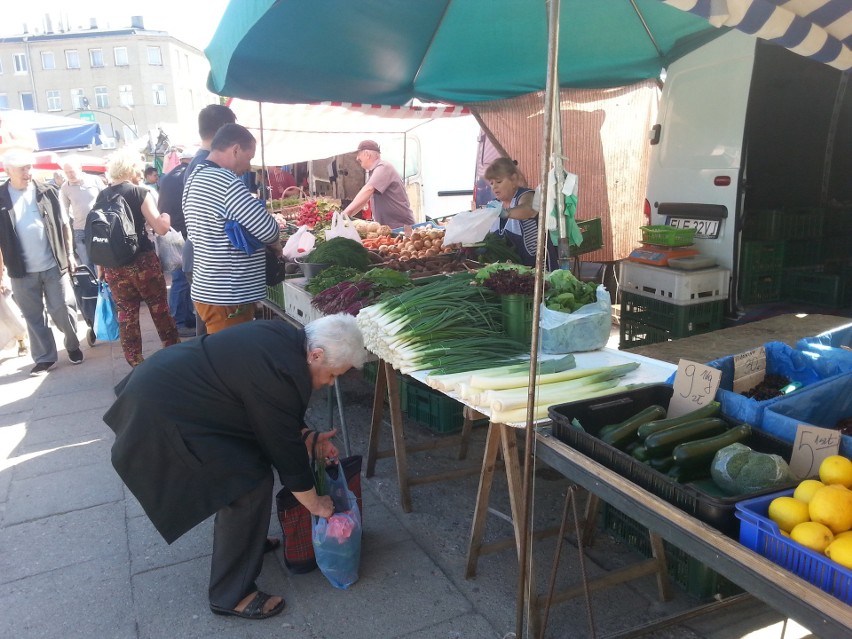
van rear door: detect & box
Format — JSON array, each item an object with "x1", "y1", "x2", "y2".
[{"x1": 647, "y1": 31, "x2": 757, "y2": 294}]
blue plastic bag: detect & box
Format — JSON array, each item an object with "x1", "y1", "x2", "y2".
[
  {"x1": 94, "y1": 281, "x2": 120, "y2": 342},
  {"x1": 223, "y1": 220, "x2": 265, "y2": 255},
  {"x1": 312, "y1": 466, "x2": 362, "y2": 589}
]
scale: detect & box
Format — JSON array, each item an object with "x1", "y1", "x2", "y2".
[{"x1": 627, "y1": 243, "x2": 700, "y2": 267}]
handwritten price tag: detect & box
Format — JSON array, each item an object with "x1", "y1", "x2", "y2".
[
  {"x1": 790, "y1": 425, "x2": 841, "y2": 480},
  {"x1": 732, "y1": 347, "x2": 766, "y2": 394},
  {"x1": 669, "y1": 359, "x2": 722, "y2": 418}
]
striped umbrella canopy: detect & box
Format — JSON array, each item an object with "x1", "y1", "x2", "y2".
[{"x1": 663, "y1": 0, "x2": 852, "y2": 70}]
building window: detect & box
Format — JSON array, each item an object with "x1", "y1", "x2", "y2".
[
  {"x1": 0, "y1": 94, "x2": 8, "y2": 109},
  {"x1": 114, "y1": 47, "x2": 128, "y2": 66},
  {"x1": 152, "y1": 84, "x2": 167, "y2": 105},
  {"x1": 89, "y1": 49, "x2": 104, "y2": 68},
  {"x1": 14, "y1": 53, "x2": 28, "y2": 74},
  {"x1": 20, "y1": 92, "x2": 35, "y2": 110},
  {"x1": 66, "y1": 50, "x2": 80, "y2": 69},
  {"x1": 118, "y1": 85, "x2": 134, "y2": 107},
  {"x1": 46, "y1": 90, "x2": 62, "y2": 111},
  {"x1": 94, "y1": 86, "x2": 109, "y2": 108},
  {"x1": 147, "y1": 46, "x2": 162, "y2": 66},
  {"x1": 41, "y1": 51, "x2": 56, "y2": 70},
  {"x1": 71, "y1": 88, "x2": 85, "y2": 110}
]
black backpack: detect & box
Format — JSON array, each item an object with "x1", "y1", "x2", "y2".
[{"x1": 84, "y1": 188, "x2": 139, "y2": 267}]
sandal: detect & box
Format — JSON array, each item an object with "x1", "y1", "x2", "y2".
[{"x1": 210, "y1": 591, "x2": 285, "y2": 620}]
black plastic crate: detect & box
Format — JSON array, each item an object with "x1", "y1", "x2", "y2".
[{"x1": 548, "y1": 384, "x2": 795, "y2": 537}]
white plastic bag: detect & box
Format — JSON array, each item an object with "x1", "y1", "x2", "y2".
[
  {"x1": 539, "y1": 285, "x2": 612, "y2": 353},
  {"x1": 282, "y1": 225, "x2": 316, "y2": 260},
  {"x1": 443, "y1": 206, "x2": 502, "y2": 245},
  {"x1": 154, "y1": 228, "x2": 185, "y2": 272},
  {"x1": 324, "y1": 211, "x2": 362, "y2": 243}
]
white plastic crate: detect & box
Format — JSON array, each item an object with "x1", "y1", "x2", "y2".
[
  {"x1": 620, "y1": 261, "x2": 730, "y2": 304},
  {"x1": 284, "y1": 278, "x2": 324, "y2": 325}
]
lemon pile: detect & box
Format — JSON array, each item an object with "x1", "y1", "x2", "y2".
[{"x1": 767, "y1": 455, "x2": 852, "y2": 569}]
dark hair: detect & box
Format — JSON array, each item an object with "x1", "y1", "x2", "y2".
[
  {"x1": 198, "y1": 104, "x2": 236, "y2": 139},
  {"x1": 144, "y1": 166, "x2": 158, "y2": 178},
  {"x1": 210, "y1": 123, "x2": 255, "y2": 151}
]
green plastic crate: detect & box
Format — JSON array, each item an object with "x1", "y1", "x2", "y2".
[
  {"x1": 739, "y1": 271, "x2": 782, "y2": 304},
  {"x1": 362, "y1": 361, "x2": 408, "y2": 412},
  {"x1": 783, "y1": 238, "x2": 822, "y2": 268},
  {"x1": 570, "y1": 218, "x2": 604, "y2": 256},
  {"x1": 742, "y1": 209, "x2": 790, "y2": 240},
  {"x1": 640, "y1": 225, "x2": 696, "y2": 247},
  {"x1": 620, "y1": 292, "x2": 724, "y2": 338},
  {"x1": 741, "y1": 241, "x2": 785, "y2": 272},
  {"x1": 785, "y1": 270, "x2": 850, "y2": 308},
  {"x1": 403, "y1": 378, "x2": 468, "y2": 434},
  {"x1": 601, "y1": 502, "x2": 742, "y2": 600},
  {"x1": 619, "y1": 316, "x2": 671, "y2": 348},
  {"x1": 266, "y1": 283, "x2": 286, "y2": 308}
]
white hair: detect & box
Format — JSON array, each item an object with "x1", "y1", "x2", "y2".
[{"x1": 304, "y1": 313, "x2": 366, "y2": 369}]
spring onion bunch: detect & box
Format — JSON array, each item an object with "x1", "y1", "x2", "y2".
[{"x1": 356, "y1": 274, "x2": 529, "y2": 373}]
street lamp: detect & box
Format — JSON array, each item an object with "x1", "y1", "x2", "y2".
[{"x1": 120, "y1": 105, "x2": 139, "y2": 137}]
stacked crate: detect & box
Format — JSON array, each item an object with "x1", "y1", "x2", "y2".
[
  {"x1": 619, "y1": 261, "x2": 730, "y2": 348},
  {"x1": 743, "y1": 207, "x2": 852, "y2": 307}
]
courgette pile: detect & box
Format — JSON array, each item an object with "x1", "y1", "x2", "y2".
[{"x1": 597, "y1": 402, "x2": 751, "y2": 483}]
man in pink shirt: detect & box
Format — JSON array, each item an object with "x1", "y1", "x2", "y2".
[{"x1": 341, "y1": 140, "x2": 414, "y2": 230}]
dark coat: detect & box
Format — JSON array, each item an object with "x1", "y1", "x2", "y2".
[
  {"x1": 103, "y1": 321, "x2": 316, "y2": 544},
  {"x1": 0, "y1": 180, "x2": 70, "y2": 278}
]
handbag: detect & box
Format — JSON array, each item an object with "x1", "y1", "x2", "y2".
[
  {"x1": 154, "y1": 228, "x2": 185, "y2": 272},
  {"x1": 312, "y1": 464, "x2": 362, "y2": 589},
  {"x1": 275, "y1": 455, "x2": 362, "y2": 574},
  {"x1": 93, "y1": 281, "x2": 120, "y2": 341},
  {"x1": 265, "y1": 247, "x2": 288, "y2": 286}
]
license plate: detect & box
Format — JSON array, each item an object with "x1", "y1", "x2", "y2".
[{"x1": 667, "y1": 217, "x2": 720, "y2": 239}]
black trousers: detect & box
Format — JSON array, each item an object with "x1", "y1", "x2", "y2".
[{"x1": 208, "y1": 470, "x2": 273, "y2": 608}]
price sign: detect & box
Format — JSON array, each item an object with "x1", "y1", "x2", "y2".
[
  {"x1": 669, "y1": 359, "x2": 722, "y2": 418},
  {"x1": 732, "y1": 347, "x2": 766, "y2": 394},
  {"x1": 789, "y1": 425, "x2": 841, "y2": 480}
]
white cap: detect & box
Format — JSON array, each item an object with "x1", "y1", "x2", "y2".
[{"x1": 3, "y1": 150, "x2": 36, "y2": 167}]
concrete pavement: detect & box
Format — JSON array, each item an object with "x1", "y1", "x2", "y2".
[{"x1": 0, "y1": 306, "x2": 815, "y2": 639}]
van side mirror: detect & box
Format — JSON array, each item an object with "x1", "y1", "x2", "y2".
[{"x1": 649, "y1": 124, "x2": 661, "y2": 145}]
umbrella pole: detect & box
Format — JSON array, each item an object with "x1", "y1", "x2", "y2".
[
  {"x1": 258, "y1": 102, "x2": 268, "y2": 201},
  {"x1": 515, "y1": 0, "x2": 560, "y2": 637}
]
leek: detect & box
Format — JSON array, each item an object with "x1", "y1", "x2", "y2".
[
  {"x1": 490, "y1": 384, "x2": 629, "y2": 424},
  {"x1": 470, "y1": 362, "x2": 638, "y2": 391}
]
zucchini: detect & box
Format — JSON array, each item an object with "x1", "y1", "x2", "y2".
[
  {"x1": 672, "y1": 423, "x2": 752, "y2": 468},
  {"x1": 648, "y1": 456, "x2": 675, "y2": 472},
  {"x1": 599, "y1": 404, "x2": 667, "y2": 450},
  {"x1": 667, "y1": 464, "x2": 712, "y2": 483},
  {"x1": 643, "y1": 417, "x2": 728, "y2": 457},
  {"x1": 631, "y1": 445, "x2": 650, "y2": 462},
  {"x1": 637, "y1": 401, "x2": 721, "y2": 440}
]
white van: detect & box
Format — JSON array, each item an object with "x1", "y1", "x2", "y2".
[{"x1": 646, "y1": 30, "x2": 852, "y2": 315}]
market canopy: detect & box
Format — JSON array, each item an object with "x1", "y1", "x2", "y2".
[
  {"x1": 227, "y1": 98, "x2": 472, "y2": 166},
  {"x1": 206, "y1": 0, "x2": 727, "y2": 104},
  {"x1": 0, "y1": 109, "x2": 103, "y2": 152}
]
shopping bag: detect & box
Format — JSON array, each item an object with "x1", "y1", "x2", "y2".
[
  {"x1": 276, "y1": 456, "x2": 362, "y2": 574},
  {"x1": 94, "y1": 281, "x2": 120, "y2": 342},
  {"x1": 442, "y1": 205, "x2": 502, "y2": 245},
  {"x1": 539, "y1": 285, "x2": 612, "y2": 353},
  {"x1": 154, "y1": 228, "x2": 185, "y2": 272},
  {"x1": 324, "y1": 211, "x2": 362, "y2": 243},
  {"x1": 282, "y1": 225, "x2": 316, "y2": 260},
  {"x1": 312, "y1": 464, "x2": 362, "y2": 589}
]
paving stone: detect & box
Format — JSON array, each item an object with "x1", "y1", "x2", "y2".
[
  {"x1": 128, "y1": 513, "x2": 214, "y2": 575},
  {"x1": 16, "y1": 406, "x2": 114, "y2": 449},
  {"x1": 11, "y1": 433, "x2": 113, "y2": 480}
]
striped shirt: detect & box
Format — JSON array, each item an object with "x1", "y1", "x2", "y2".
[{"x1": 183, "y1": 162, "x2": 279, "y2": 305}]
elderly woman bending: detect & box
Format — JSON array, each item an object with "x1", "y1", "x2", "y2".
[
  {"x1": 101, "y1": 149, "x2": 179, "y2": 366},
  {"x1": 104, "y1": 314, "x2": 366, "y2": 620}
]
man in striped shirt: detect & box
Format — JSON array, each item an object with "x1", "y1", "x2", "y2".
[{"x1": 183, "y1": 124, "x2": 280, "y2": 334}]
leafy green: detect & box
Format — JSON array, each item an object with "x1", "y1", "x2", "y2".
[
  {"x1": 474, "y1": 263, "x2": 533, "y2": 283},
  {"x1": 305, "y1": 265, "x2": 360, "y2": 295},
  {"x1": 305, "y1": 237, "x2": 371, "y2": 270},
  {"x1": 356, "y1": 268, "x2": 413, "y2": 289},
  {"x1": 544, "y1": 269, "x2": 597, "y2": 312}
]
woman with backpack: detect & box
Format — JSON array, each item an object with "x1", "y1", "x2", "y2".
[{"x1": 101, "y1": 149, "x2": 180, "y2": 366}]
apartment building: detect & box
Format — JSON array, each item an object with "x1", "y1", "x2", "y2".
[{"x1": 0, "y1": 16, "x2": 217, "y2": 148}]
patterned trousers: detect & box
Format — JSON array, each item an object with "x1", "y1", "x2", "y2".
[{"x1": 105, "y1": 251, "x2": 179, "y2": 367}]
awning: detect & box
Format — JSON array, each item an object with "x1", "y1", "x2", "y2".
[
  {"x1": 0, "y1": 109, "x2": 103, "y2": 152},
  {"x1": 228, "y1": 98, "x2": 472, "y2": 166}
]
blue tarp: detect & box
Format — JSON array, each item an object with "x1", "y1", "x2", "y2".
[{"x1": 0, "y1": 109, "x2": 102, "y2": 151}]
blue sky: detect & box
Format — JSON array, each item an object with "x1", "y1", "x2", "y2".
[{"x1": 3, "y1": 1, "x2": 232, "y2": 50}]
